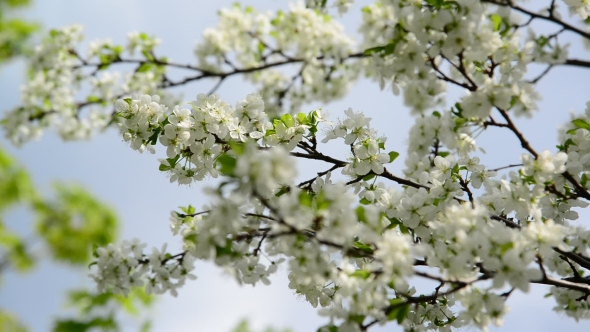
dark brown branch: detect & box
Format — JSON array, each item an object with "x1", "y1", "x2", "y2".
[
  {"x1": 458, "y1": 175, "x2": 475, "y2": 208},
  {"x1": 207, "y1": 77, "x2": 226, "y2": 95},
  {"x1": 564, "y1": 59, "x2": 590, "y2": 68},
  {"x1": 553, "y1": 247, "x2": 590, "y2": 272},
  {"x1": 528, "y1": 64, "x2": 554, "y2": 84},
  {"x1": 162, "y1": 52, "x2": 364, "y2": 89},
  {"x1": 489, "y1": 163, "x2": 523, "y2": 172},
  {"x1": 297, "y1": 164, "x2": 342, "y2": 189},
  {"x1": 253, "y1": 233, "x2": 267, "y2": 257},
  {"x1": 289, "y1": 151, "x2": 347, "y2": 167},
  {"x1": 481, "y1": 0, "x2": 590, "y2": 40},
  {"x1": 490, "y1": 215, "x2": 521, "y2": 229},
  {"x1": 428, "y1": 56, "x2": 475, "y2": 91},
  {"x1": 380, "y1": 168, "x2": 428, "y2": 189},
  {"x1": 496, "y1": 108, "x2": 538, "y2": 157}
]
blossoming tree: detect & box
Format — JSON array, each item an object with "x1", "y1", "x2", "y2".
[{"x1": 3, "y1": 0, "x2": 590, "y2": 330}]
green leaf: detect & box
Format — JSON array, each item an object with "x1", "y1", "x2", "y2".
[
  {"x1": 299, "y1": 191, "x2": 313, "y2": 207},
  {"x1": 359, "y1": 197, "x2": 372, "y2": 205},
  {"x1": 356, "y1": 206, "x2": 367, "y2": 223},
  {"x1": 349, "y1": 314, "x2": 365, "y2": 325},
  {"x1": 353, "y1": 241, "x2": 374, "y2": 254},
  {"x1": 364, "y1": 45, "x2": 386, "y2": 55},
  {"x1": 387, "y1": 302, "x2": 410, "y2": 324},
  {"x1": 53, "y1": 316, "x2": 117, "y2": 332},
  {"x1": 490, "y1": 14, "x2": 502, "y2": 31},
  {"x1": 147, "y1": 127, "x2": 161, "y2": 146},
  {"x1": 275, "y1": 186, "x2": 290, "y2": 197},
  {"x1": 158, "y1": 163, "x2": 171, "y2": 171},
  {"x1": 86, "y1": 95, "x2": 102, "y2": 103},
  {"x1": 572, "y1": 119, "x2": 590, "y2": 131},
  {"x1": 186, "y1": 205, "x2": 196, "y2": 215},
  {"x1": 281, "y1": 113, "x2": 295, "y2": 128},
  {"x1": 399, "y1": 223, "x2": 410, "y2": 234},
  {"x1": 141, "y1": 49, "x2": 155, "y2": 61},
  {"x1": 537, "y1": 35, "x2": 549, "y2": 47},
  {"x1": 165, "y1": 154, "x2": 181, "y2": 168},
  {"x1": 257, "y1": 41, "x2": 265, "y2": 55},
  {"x1": 454, "y1": 102, "x2": 464, "y2": 116},
  {"x1": 437, "y1": 151, "x2": 450, "y2": 158},
  {"x1": 396, "y1": 303, "x2": 410, "y2": 323},
  {"x1": 296, "y1": 112, "x2": 308, "y2": 124},
  {"x1": 499, "y1": 242, "x2": 514, "y2": 255},
  {"x1": 272, "y1": 119, "x2": 283, "y2": 129},
  {"x1": 388, "y1": 151, "x2": 399, "y2": 163},
  {"x1": 316, "y1": 325, "x2": 338, "y2": 332},
  {"x1": 385, "y1": 217, "x2": 401, "y2": 230},
  {"x1": 217, "y1": 154, "x2": 237, "y2": 176},
  {"x1": 229, "y1": 141, "x2": 245, "y2": 155},
  {"x1": 362, "y1": 173, "x2": 375, "y2": 181},
  {"x1": 389, "y1": 298, "x2": 404, "y2": 306},
  {"x1": 137, "y1": 62, "x2": 155, "y2": 73},
  {"x1": 215, "y1": 239, "x2": 240, "y2": 258},
  {"x1": 350, "y1": 269, "x2": 371, "y2": 279}
]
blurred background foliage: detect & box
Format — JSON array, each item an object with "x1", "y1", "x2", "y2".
[
  {"x1": 0, "y1": 0, "x2": 38, "y2": 64},
  {"x1": 0, "y1": 0, "x2": 290, "y2": 331},
  {"x1": 0, "y1": 141, "x2": 292, "y2": 330},
  {"x1": 0, "y1": 1, "x2": 158, "y2": 330},
  {"x1": 230, "y1": 320, "x2": 293, "y2": 332},
  {"x1": 0, "y1": 144, "x2": 155, "y2": 331}
]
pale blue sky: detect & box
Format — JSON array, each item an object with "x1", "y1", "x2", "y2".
[{"x1": 1, "y1": 1, "x2": 589, "y2": 331}]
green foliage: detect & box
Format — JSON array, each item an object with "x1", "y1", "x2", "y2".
[
  {"x1": 0, "y1": 310, "x2": 28, "y2": 332},
  {"x1": 0, "y1": 0, "x2": 31, "y2": 8},
  {"x1": 387, "y1": 299, "x2": 410, "y2": 324},
  {"x1": 0, "y1": 147, "x2": 36, "y2": 211},
  {"x1": 0, "y1": 145, "x2": 118, "y2": 272},
  {"x1": 33, "y1": 184, "x2": 118, "y2": 264},
  {"x1": 52, "y1": 287, "x2": 154, "y2": 332},
  {"x1": 568, "y1": 118, "x2": 590, "y2": 134},
  {"x1": 66, "y1": 287, "x2": 153, "y2": 316},
  {"x1": 0, "y1": 0, "x2": 38, "y2": 64},
  {"x1": 231, "y1": 319, "x2": 293, "y2": 332},
  {"x1": 0, "y1": 146, "x2": 153, "y2": 331},
  {"x1": 388, "y1": 151, "x2": 399, "y2": 163}
]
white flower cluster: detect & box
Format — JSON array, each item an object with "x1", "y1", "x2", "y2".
[
  {"x1": 235, "y1": 143, "x2": 297, "y2": 197},
  {"x1": 427, "y1": 205, "x2": 568, "y2": 290},
  {"x1": 563, "y1": 0, "x2": 590, "y2": 19},
  {"x1": 90, "y1": 240, "x2": 196, "y2": 297},
  {"x1": 358, "y1": 0, "x2": 560, "y2": 117},
  {"x1": 115, "y1": 93, "x2": 395, "y2": 188},
  {"x1": 86, "y1": 89, "x2": 590, "y2": 329},
  {"x1": 560, "y1": 102, "x2": 590, "y2": 186},
  {"x1": 7, "y1": 0, "x2": 590, "y2": 330},
  {"x1": 521, "y1": 150, "x2": 568, "y2": 184},
  {"x1": 1, "y1": 26, "x2": 174, "y2": 145},
  {"x1": 2, "y1": 25, "x2": 84, "y2": 144},
  {"x1": 322, "y1": 108, "x2": 393, "y2": 176},
  {"x1": 195, "y1": 2, "x2": 359, "y2": 115},
  {"x1": 115, "y1": 93, "x2": 276, "y2": 184}
]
